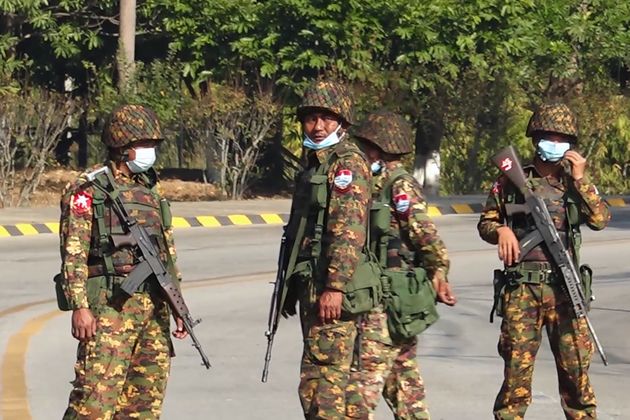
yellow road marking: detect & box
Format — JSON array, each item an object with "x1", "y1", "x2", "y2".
[
  {"x1": 0, "y1": 226, "x2": 10, "y2": 237},
  {"x1": 427, "y1": 206, "x2": 441, "y2": 217},
  {"x1": 451, "y1": 204, "x2": 474, "y2": 214},
  {"x1": 0, "y1": 273, "x2": 273, "y2": 418},
  {"x1": 45, "y1": 223, "x2": 60, "y2": 234},
  {"x1": 197, "y1": 216, "x2": 221, "y2": 227},
  {"x1": 15, "y1": 224, "x2": 38, "y2": 236},
  {"x1": 228, "y1": 215, "x2": 252, "y2": 225},
  {"x1": 260, "y1": 214, "x2": 283, "y2": 224},
  {"x1": 607, "y1": 198, "x2": 626, "y2": 207},
  {"x1": 171, "y1": 217, "x2": 191, "y2": 228},
  {"x1": 1, "y1": 310, "x2": 62, "y2": 420},
  {"x1": 0, "y1": 300, "x2": 53, "y2": 320}
]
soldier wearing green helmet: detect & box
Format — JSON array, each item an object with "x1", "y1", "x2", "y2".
[
  {"x1": 478, "y1": 102, "x2": 611, "y2": 419},
  {"x1": 346, "y1": 110, "x2": 456, "y2": 419},
  {"x1": 59, "y1": 104, "x2": 188, "y2": 419},
  {"x1": 277, "y1": 79, "x2": 374, "y2": 419}
]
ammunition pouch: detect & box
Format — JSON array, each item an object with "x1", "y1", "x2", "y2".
[
  {"x1": 382, "y1": 267, "x2": 438, "y2": 341},
  {"x1": 341, "y1": 256, "x2": 383, "y2": 316},
  {"x1": 579, "y1": 264, "x2": 593, "y2": 310},
  {"x1": 53, "y1": 273, "x2": 71, "y2": 311},
  {"x1": 53, "y1": 273, "x2": 110, "y2": 311}
]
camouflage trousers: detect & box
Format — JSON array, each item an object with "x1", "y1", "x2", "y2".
[
  {"x1": 299, "y1": 304, "x2": 358, "y2": 420},
  {"x1": 346, "y1": 307, "x2": 429, "y2": 420},
  {"x1": 63, "y1": 291, "x2": 172, "y2": 420},
  {"x1": 494, "y1": 281, "x2": 596, "y2": 420}
]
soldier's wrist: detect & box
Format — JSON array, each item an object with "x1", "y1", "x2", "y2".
[
  {"x1": 69, "y1": 297, "x2": 89, "y2": 310},
  {"x1": 325, "y1": 281, "x2": 346, "y2": 293}
]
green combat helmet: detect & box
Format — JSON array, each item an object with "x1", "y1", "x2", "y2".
[
  {"x1": 296, "y1": 80, "x2": 354, "y2": 125},
  {"x1": 526, "y1": 102, "x2": 578, "y2": 142},
  {"x1": 353, "y1": 110, "x2": 414, "y2": 155},
  {"x1": 102, "y1": 104, "x2": 163, "y2": 148}
]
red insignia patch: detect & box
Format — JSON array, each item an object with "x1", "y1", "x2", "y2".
[
  {"x1": 500, "y1": 158, "x2": 513, "y2": 171},
  {"x1": 394, "y1": 193, "x2": 410, "y2": 214},
  {"x1": 333, "y1": 169, "x2": 353, "y2": 192},
  {"x1": 70, "y1": 192, "x2": 93, "y2": 215}
]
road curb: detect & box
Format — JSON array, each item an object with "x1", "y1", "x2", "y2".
[{"x1": 0, "y1": 199, "x2": 626, "y2": 237}]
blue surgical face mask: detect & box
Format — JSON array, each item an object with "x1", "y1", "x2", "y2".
[
  {"x1": 126, "y1": 147, "x2": 157, "y2": 173},
  {"x1": 303, "y1": 124, "x2": 344, "y2": 150},
  {"x1": 371, "y1": 161, "x2": 382, "y2": 174},
  {"x1": 537, "y1": 139, "x2": 570, "y2": 162}
]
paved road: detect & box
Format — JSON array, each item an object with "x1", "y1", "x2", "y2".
[{"x1": 1, "y1": 211, "x2": 629, "y2": 420}]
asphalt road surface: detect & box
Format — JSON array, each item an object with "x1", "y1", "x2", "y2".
[{"x1": 1, "y1": 211, "x2": 629, "y2": 420}]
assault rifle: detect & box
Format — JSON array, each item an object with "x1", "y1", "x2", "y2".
[
  {"x1": 86, "y1": 167, "x2": 211, "y2": 369},
  {"x1": 261, "y1": 229, "x2": 288, "y2": 383},
  {"x1": 492, "y1": 146, "x2": 607, "y2": 365}
]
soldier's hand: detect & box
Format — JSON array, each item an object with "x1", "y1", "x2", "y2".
[
  {"x1": 563, "y1": 150, "x2": 586, "y2": 181},
  {"x1": 319, "y1": 289, "x2": 343, "y2": 324},
  {"x1": 431, "y1": 272, "x2": 457, "y2": 306},
  {"x1": 497, "y1": 226, "x2": 520, "y2": 266},
  {"x1": 71, "y1": 308, "x2": 96, "y2": 341},
  {"x1": 172, "y1": 317, "x2": 188, "y2": 339}
]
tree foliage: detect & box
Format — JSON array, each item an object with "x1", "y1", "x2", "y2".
[{"x1": 0, "y1": 0, "x2": 629, "y2": 198}]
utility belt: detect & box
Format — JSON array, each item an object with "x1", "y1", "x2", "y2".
[
  {"x1": 87, "y1": 264, "x2": 133, "y2": 277},
  {"x1": 54, "y1": 266, "x2": 154, "y2": 311},
  {"x1": 504, "y1": 261, "x2": 561, "y2": 285},
  {"x1": 490, "y1": 261, "x2": 594, "y2": 322}
]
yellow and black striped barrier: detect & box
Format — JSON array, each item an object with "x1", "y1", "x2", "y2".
[{"x1": 0, "y1": 198, "x2": 626, "y2": 237}]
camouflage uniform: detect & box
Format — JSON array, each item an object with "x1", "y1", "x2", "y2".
[
  {"x1": 477, "y1": 103, "x2": 611, "y2": 420},
  {"x1": 60, "y1": 105, "x2": 179, "y2": 420},
  {"x1": 284, "y1": 81, "x2": 372, "y2": 419},
  {"x1": 346, "y1": 111, "x2": 450, "y2": 419}
]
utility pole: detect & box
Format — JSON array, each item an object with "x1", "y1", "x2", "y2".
[{"x1": 118, "y1": 0, "x2": 136, "y2": 92}]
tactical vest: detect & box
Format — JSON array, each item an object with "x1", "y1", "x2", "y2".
[
  {"x1": 54, "y1": 166, "x2": 174, "y2": 311},
  {"x1": 370, "y1": 167, "x2": 439, "y2": 342},
  {"x1": 88, "y1": 168, "x2": 172, "y2": 281},
  {"x1": 283, "y1": 141, "x2": 382, "y2": 315},
  {"x1": 504, "y1": 169, "x2": 582, "y2": 264}
]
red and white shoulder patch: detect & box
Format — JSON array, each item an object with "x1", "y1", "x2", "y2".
[
  {"x1": 70, "y1": 191, "x2": 93, "y2": 215},
  {"x1": 333, "y1": 169, "x2": 353, "y2": 192},
  {"x1": 394, "y1": 192, "x2": 410, "y2": 214}
]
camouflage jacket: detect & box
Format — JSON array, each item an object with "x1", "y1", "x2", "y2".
[
  {"x1": 293, "y1": 138, "x2": 371, "y2": 291},
  {"x1": 59, "y1": 162, "x2": 179, "y2": 309},
  {"x1": 478, "y1": 164, "x2": 610, "y2": 253},
  {"x1": 374, "y1": 161, "x2": 450, "y2": 279}
]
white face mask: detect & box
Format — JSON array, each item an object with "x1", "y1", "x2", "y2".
[
  {"x1": 126, "y1": 147, "x2": 156, "y2": 173},
  {"x1": 303, "y1": 124, "x2": 344, "y2": 150}
]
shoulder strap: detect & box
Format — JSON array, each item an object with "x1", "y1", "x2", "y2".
[
  {"x1": 381, "y1": 167, "x2": 408, "y2": 203},
  {"x1": 564, "y1": 187, "x2": 582, "y2": 265},
  {"x1": 373, "y1": 167, "x2": 408, "y2": 267},
  {"x1": 92, "y1": 171, "x2": 116, "y2": 276}
]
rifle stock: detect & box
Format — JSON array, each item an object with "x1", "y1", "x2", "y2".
[
  {"x1": 492, "y1": 146, "x2": 608, "y2": 365},
  {"x1": 491, "y1": 146, "x2": 528, "y2": 190}
]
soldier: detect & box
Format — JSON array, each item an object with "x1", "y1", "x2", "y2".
[
  {"x1": 345, "y1": 110, "x2": 456, "y2": 419},
  {"x1": 280, "y1": 80, "x2": 373, "y2": 419},
  {"x1": 478, "y1": 103, "x2": 610, "y2": 419},
  {"x1": 59, "y1": 104, "x2": 188, "y2": 419}
]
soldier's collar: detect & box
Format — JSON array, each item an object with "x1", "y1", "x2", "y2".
[{"x1": 312, "y1": 145, "x2": 335, "y2": 164}]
